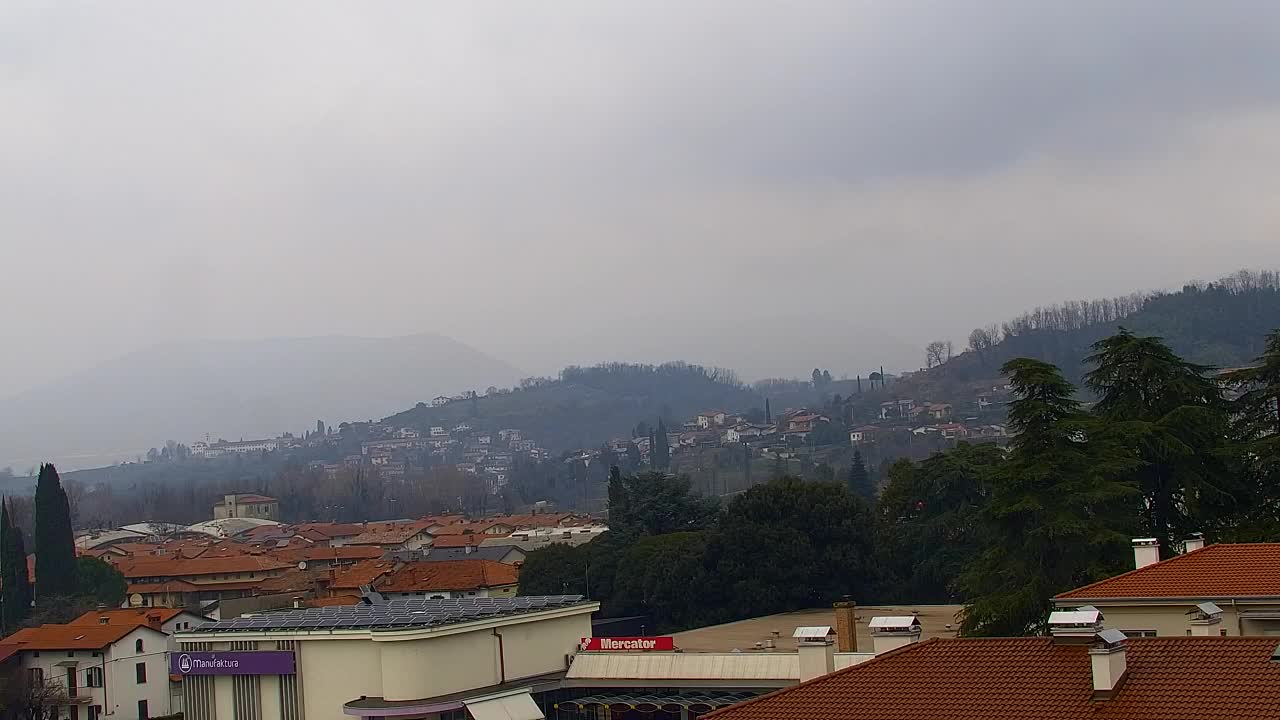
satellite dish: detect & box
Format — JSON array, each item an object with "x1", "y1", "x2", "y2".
[
  {"x1": 297, "y1": 561, "x2": 308, "y2": 571},
  {"x1": 129, "y1": 593, "x2": 144, "y2": 607}
]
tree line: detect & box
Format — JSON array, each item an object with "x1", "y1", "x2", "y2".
[
  {"x1": 520, "y1": 327, "x2": 1280, "y2": 636},
  {"x1": 2, "y1": 465, "x2": 127, "y2": 635}
]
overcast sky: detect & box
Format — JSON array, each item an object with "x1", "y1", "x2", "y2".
[{"x1": 3, "y1": 1, "x2": 1279, "y2": 397}]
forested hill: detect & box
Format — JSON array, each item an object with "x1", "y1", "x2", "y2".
[
  {"x1": 914, "y1": 270, "x2": 1280, "y2": 395},
  {"x1": 379, "y1": 362, "x2": 761, "y2": 450}
]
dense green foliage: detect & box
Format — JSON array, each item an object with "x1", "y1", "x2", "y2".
[
  {"x1": 957, "y1": 359, "x2": 1137, "y2": 636},
  {"x1": 33, "y1": 464, "x2": 77, "y2": 599},
  {"x1": 522, "y1": 327, "x2": 1280, "y2": 638},
  {"x1": 76, "y1": 556, "x2": 128, "y2": 607}
]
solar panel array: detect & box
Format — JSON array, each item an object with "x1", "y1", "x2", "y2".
[{"x1": 192, "y1": 595, "x2": 587, "y2": 633}]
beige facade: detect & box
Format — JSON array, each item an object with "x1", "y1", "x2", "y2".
[
  {"x1": 1051, "y1": 599, "x2": 1280, "y2": 637},
  {"x1": 213, "y1": 494, "x2": 279, "y2": 521},
  {"x1": 177, "y1": 603, "x2": 595, "y2": 720}
]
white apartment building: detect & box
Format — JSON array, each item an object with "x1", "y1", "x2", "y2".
[{"x1": 3, "y1": 623, "x2": 174, "y2": 720}]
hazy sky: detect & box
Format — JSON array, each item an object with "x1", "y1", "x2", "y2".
[{"x1": 3, "y1": 1, "x2": 1279, "y2": 397}]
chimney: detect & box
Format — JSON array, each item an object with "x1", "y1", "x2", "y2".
[
  {"x1": 1132, "y1": 538, "x2": 1160, "y2": 569},
  {"x1": 1048, "y1": 607, "x2": 1104, "y2": 644},
  {"x1": 1188, "y1": 601, "x2": 1223, "y2": 636},
  {"x1": 465, "y1": 543, "x2": 474, "y2": 555},
  {"x1": 1183, "y1": 532, "x2": 1206, "y2": 553},
  {"x1": 833, "y1": 599, "x2": 858, "y2": 652},
  {"x1": 1088, "y1": 629, "x2": 1128, "y2": 699},
  {"x1": 792, "y1": 626, "x2": 836, "y2": 682},
  {"x1": 292, "y1": 596, "x2": 302, "y2": 609},
  {"x1": 868, "y1": 616, "x2": 921, "y2": 655}
]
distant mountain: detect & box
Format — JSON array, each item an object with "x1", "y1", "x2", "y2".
[
  {"x1": 0, "y1": 334, "x2": 522, "y2": 470},
  {"x1": 904, "y1": 269, "x2": 1280, "y2": 398}
]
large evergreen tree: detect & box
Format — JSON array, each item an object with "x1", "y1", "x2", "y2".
[
  {"x1": 1, "y1": 500, "x2": 31, "y2": 630},
  {"x1": 847, "y1": 450, "x2": 875, "y2": 500},
  {"x1": 1223, "y1": 330, "x2": 1280, "y2": 537},
  {"x1": 34, "y1": 463, "x2": 78, "y2": 599},
  {"x1": 958, "y1": 358, "x2": 1137, "y2": 636},
  {"x1": 1085, "y1": 329, "x2": 1234, "y2": 553}
]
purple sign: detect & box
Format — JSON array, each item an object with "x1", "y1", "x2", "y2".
[{"x1": 171, "y1": 651, "x2": 295, "y2": 676}]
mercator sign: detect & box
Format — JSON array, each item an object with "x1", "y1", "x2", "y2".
[{"x1": 580, "y1": 636, "x2": 675, "y2": 651}]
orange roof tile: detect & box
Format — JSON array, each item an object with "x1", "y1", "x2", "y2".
[
  {"x1": 269, "y1": 546, "x2": 385, "y2": 564},
  {"x1": 127, "y1": 580, "x2": 202, "y2": 594},
  {"x1": 117, "y1": 555, "x2": 291, "y2": 579},
  {"x1": 3, "y1": 622, "x2": 155, "y2": 650},
  {"x1": 305, "y1": 594, "x2": 361, "y2": 608},
  {"x1": 69, "y1": 608, "x2": 192, "y2": 626},
  {"x1": 706, "y1": 637, "x2": 1280, "y2": 720},
  {"x1": 329, "y1": 560, "x2": 396, "y2": 589},
  {"x1": 375, "y1": 560, "x2": 518, "y2": 593},
  {"x1": 1056, "y1": 543, "x2": 1280, "y2": 600}
]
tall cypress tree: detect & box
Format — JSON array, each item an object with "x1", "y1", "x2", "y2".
[
  {"x1": 12, "y1": 528, "x2": 31, "y2": 623},
  {"x1": 654, "y1": 419, "x2": 671, "y2": 471},
  {"x1": 1, "y1": 499, "x2": 27, "y2": 630},
  {"x1": 765, "y1": 399, "x2": 772, "y2": 425},
  {"x1": 34, "y1": 463, "x2": 78, "y2": 599}
]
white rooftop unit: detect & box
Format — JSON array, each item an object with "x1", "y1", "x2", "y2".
[
  {"x1": 792, "y1": 626, "x2": 835, "y2": 642},
  {"x1": 1047, "y1": 609, "x2": 1103, "y2": 627},
  {"x1": 868, "y1": 616, "x2": 920, "y2": 632}
]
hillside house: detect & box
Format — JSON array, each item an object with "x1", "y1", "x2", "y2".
[{"x1": 211, "y1": 493, "x2": 278, "y2": 521}]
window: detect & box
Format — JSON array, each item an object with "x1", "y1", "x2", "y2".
[
  {"x1": 88, "y1": 707, "x2": 101, "y2": 720},
  {"x1": 138, "y1": 700, "x2": 149, "y2": 720},
  {"x1": 1119, "y1": 629, "x2": 1157, "y2": 638},
  {"x1": 135, "y1": 638, "x2": 144, "y2": 653},
  {"x1": 99, "y1": 617, "x2": 109, "y2": 625},
  {"x1": 28, "y1": 668, "x2": 42, "y2": 684},
  {"x1": 86, "y1": 667, "x2": 104, "y2": 688},
  {"x1": 68, "y1": 651, "x2": 75, "y2": 657},
  {"x1": 1221, "y1": 628, "x2": 1229, "y2": 636},
  {"x1": 135, "y1": 662, "x2": 147, "y2": 684},
  {"x1": 70, "y1": 706, "x2": 79, "y2": 720}
]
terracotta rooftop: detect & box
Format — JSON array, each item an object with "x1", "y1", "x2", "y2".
[
  {"x1": 127, "y1": 580, "x2": 202, "y2": 594},
  {"x1": 347, "y1": 522, "x2": 432, "y2": 546},
  {"x1": 3, "y1": 622, "x2": 156, "y2": 650},
  {"x1": 329, "y1": 559, "x2": 397, "y2": 589},
  {"x1": 705, "y1": 637, "x2": 1280, "y2": 720},
  {"x1": 1056, "y1": 543, "x2": 1280, "y2": 600},
  {"x1": 117, "y1": 554, "x2": 291, "y2": 579},
  {"x1": 69, "y1": 608, "x2": 194, "y2": 626},
  {"x1": 269, "y1": 545, "x2": 385, "y2": 563},
  {"x1": 376, "y1": 560, "x2": 519, "y2": 593}
]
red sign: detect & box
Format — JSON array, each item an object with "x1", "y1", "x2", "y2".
[{"x1": 581, "y1": 636, "x2": 675, "y2": 652}]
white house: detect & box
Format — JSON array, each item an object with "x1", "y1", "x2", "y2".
[
  {"x1": 431, "y1": 395, "x2": 451, "y2": 407},
  {"x1": 4, "y1": 622, "x2": 174, "y2": 720}
]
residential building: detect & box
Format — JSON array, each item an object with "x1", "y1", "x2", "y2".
[
  {"x1": 702, "y1": 625, "x2": 1280, "y2": 720},
  {"x1": 431, "y1": 395, "x2": 451, "y2": 407},
  {"x1": 1, "y1": 622, "x2": 174, "y2": 720},
  {"x1": 421, "y1": 545, "x2": 526, "y2": 565},
  {"x1": 848, "y1": 425, "x2": 878, "y2": 444},
  {"x1": 120, "y1": 555, "x2": 292, "y2": 607},
  {"x1": 345, "y1": 522, "x2": 434, "y2": 552},
  {"x1": 175, "y1": 595, "x2": 595, "y2": 720},
  {"x1": 70, "y1": 608, "x2": 209, "y2": 651},
  {"x1": 375, "y1": 560, "x2": 519, "y2": 599},
  {"x1": 1053, "y1": 539, "x2": 1280, "y2": 636},
  {"x1": 211, "y1": 494, "x2": 279, "y2": 521},
  {"x1": 697, "y1": 411, "x2": 729, "y2": 429}
]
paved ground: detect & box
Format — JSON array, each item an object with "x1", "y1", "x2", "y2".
[{"x1": 670, "y1": 604, "x2": 965, "y2": 652}]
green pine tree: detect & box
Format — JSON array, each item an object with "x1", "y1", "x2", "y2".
[
  {"x1": 34, "y1": 463, "x2": 78, "y2": 599},
  {"x1": 958, "y1": 358, "x2": 1138, "y2": 637},
  {"x1": 1085, "y1": 329, "x2": 1234, "y2": 553},
  {"x1": 847, "y1": 450, "x2": 875, "y2": 500},
  {"x1": 1223, "y1": 331, "x2": 1280, "y2": 538}
]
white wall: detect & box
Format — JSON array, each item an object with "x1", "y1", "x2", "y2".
[{"x1": 106, "y1": 627, "x2": 175, "y2": 718}]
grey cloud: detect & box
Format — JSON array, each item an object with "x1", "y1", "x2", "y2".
[{"x1": 1, "y1": 1, "x2": 1278, "y2": 399}]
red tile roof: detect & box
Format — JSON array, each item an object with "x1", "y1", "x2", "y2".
[
  {"x1": 305, "y1": 594, "x2": 361, "y2": 608},
  {"x1": 3, "y1": 622, "x2": 155, "y2": 650},
  {"x1": 375, "y1": 560, "x2": 518, "y2": 593},
  {"x1": 117, "y1": 555, "x2": 291, "y2": 579},
  {"x1": 1056, "y1": 543, "x2": 1280, "y2": 600},
  {"x1": 269, "y1": 546, "x2": 385, "y2": 564},
  {"x1": 346, "y1": 521, "x2": 433, "y2": 546},
  {"x1": 329, "y1": 560, "x2": 396, "y2": 590},
  {"x1": 127, "y1": 580, "x2": 202, "y2": 594},
  {"x1": 706, "y1": 637, "x2": 1280, "y2": 720},
  {"x1": 69, "y1": 608, "x2": 192, "y2": 626}
]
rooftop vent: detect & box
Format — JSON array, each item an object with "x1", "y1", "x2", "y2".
[
  {"x1": 792, "y1": 626, "x2": 835, "y2": 644},
  {"x1": 1089, "y1": 629, "x2": 1128, "y2": 699},
  {"x1": 1188, "y1": 600, "x2": 1224, "y2": 635},
  {"x1": 1048, "y1": 608, "x2": 1104, "y2": 644},
  {"x1": 869, "y1": 616, "x2": 921, "y2": 655},
  {"x1": 1184, "y1": 532, "x2": 1206, "y2": 553},
  {"x1": 794, "y1": 626, "x2": 835, "y2": 681}
]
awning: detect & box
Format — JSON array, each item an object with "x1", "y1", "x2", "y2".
[
  {"x1": 555, "y1": 692, "x2": 758, "y2": 714},
  {"x1": 462, "y1": 688, "x2": 544, "y2": 720}
]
